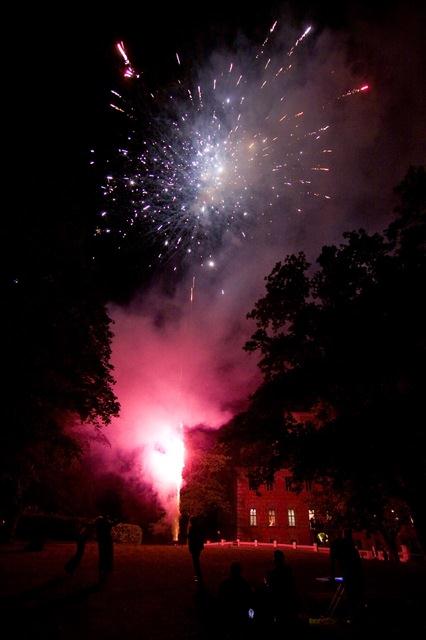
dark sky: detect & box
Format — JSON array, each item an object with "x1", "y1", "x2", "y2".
[
  {"x1": 6, "y1": 0, "x2": 425, "y2": 300},
  {"x1": 4, "y1": 0, "x2": 424, "y2": 528},
  {"x1": 10, "y1": 0, "x2": 424, "y2": 208}
]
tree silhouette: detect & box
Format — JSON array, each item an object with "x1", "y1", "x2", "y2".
[
  {"x1": 224, "y1": 167, "x2": 426, "y2": 553},
  {"x1": 2, "y1": 195, "x2": 120, "y2": 537}
]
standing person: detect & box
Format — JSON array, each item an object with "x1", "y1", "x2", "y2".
[
  {"x1": 187, "y1": 515, "x2": 205, "y2": 583},
  {"x1": 95, "y1": 514, "x2": 115, "y2": 585},
  {"x1": 264, "y1": 550, "x2": 298, "y2": 629},
  {"x1": 218, "y1": 562, "x2": 254, "y2": 638},
  {"x1": 64, "y1": 520, "x2": 91, "y2": 575},
  {"x1": 330, "y1": 528, "x2": 364, "y2": 621}
]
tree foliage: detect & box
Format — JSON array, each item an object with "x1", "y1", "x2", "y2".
[
  {"x1": 180, "y1": 427, "x2": 234, "y2": 538},
  {"x1": 223, "y1": 167, "x2": 426, "y2": 550},
  {"x1": 2, "y1": 196, "x2": 120, "y2": 533}
]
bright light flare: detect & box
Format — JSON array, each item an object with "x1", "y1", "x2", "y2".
[
  {"x1": 149, "y1": 434, "x2": 185, "y2": 487},
  {"x1": 147, "y1": 425, "x2": 185, "y2": 541}
]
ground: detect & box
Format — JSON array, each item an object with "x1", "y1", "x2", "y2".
[{"x1": 0, "y1": 543, "x2": 425, "y2": 639}]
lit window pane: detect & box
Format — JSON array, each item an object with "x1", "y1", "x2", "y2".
[{"x1": 268, "y1": 509, "x2": 276, "y2": 526}]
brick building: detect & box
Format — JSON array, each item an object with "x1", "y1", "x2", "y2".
[{"x1": 236, "y1": 469, "x2": 316, "y2": 544}]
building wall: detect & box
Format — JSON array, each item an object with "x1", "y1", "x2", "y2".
[{"x1": 236, "y1": 469, "x2": 315, "y2": 544}]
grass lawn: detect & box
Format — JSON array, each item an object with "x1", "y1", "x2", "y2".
[{"x1": 1, "y1": 543, "x2": 425, "y2": 638}]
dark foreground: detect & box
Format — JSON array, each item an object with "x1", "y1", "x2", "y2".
[{"x1": 0, "y1": 543, "x2": 425, "y2": 639}]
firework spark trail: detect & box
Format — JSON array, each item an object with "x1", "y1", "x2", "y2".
[
  {"x1": 338, "y1": 84, "x2": 370, "y2": 99},
  {"x1": 99, "y1": 22, "x2": 369, "y2": 270},
  {"x1": 116, "y1": 41, "x2": 137, "y2": 78}
]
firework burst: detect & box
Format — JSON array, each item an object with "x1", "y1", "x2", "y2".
[{"x1": 97, "y1": 23, "x2": 369, "y2": 270}]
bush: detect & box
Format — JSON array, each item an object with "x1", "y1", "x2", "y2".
[{"x1": 112, "y1": 523, "x2": 143, "y2": 544}]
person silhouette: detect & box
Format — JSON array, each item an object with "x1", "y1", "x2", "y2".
[
  {"x1": 95, "y1": 514, "x2": 115, "y2": 584},
  {"x1": 65, "y1": 514, "x2": 116, "y2": 585},
  {"x1": 187, "y1": 515, "x2": 205, "y2": 583},
  {"x1": 218, "y1": 562, "x2": 254, "y2": 638},
  {"x1": 264, "y1": 550, "x2": 298, "y2": 629},
  {"x1": 330, "y1": 528, "x2": 364, "y2": 621},
  {"x1": 64, "y1": 521, "x2": 90, "y2": 575}
]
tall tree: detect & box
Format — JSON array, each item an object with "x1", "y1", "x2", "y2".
[
  {"x1": 181, "y1": 427, "x2": 234, "y2": 539},
  {"x1": 2, "y1": 194, "x2": 120, "y2": 536},
  {"x1": 224, "y1": 167, "x2": 426, "y2": 552}
]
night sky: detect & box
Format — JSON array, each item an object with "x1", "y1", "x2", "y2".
[
  {"x1": 9, "y1": 0, "x2": 425, "y2": 238},
  {"x1": 6, "y1": 0, "x2": 425, "y2": 525}
]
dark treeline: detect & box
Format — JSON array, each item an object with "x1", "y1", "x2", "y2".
[{"x1": 221, "y1": 166, "x2": 426, "y2": 555}]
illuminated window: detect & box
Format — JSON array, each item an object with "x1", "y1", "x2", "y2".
[
  {"x1": 250, "y1": 508, "x2": 257, "y2": 526},
  {"x1": 308, "y1": 509, "x2": 315, "y2": 528},
  {"x1": 288, "y1": 509, "x2": 296, "y2": 527},
  {"x1": 268, "y1": 509, "x2": 276, "y2": 526}
]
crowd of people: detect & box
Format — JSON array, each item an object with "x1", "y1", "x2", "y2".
[
  {"x1": 188, "y1": 517, "x2": 365, "y2": 636},
  {"x1": 64, "y1": 514, "x2": 365, "y2": 635}
]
